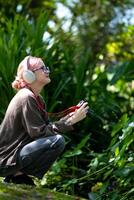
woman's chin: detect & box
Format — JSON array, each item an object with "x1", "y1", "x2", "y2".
[
  {"x1": 47, "y1": 78, "x2": 51, "y2": 83},
  {"x1": 44, "y1": 78, "x2": 51, "y2": 85}
]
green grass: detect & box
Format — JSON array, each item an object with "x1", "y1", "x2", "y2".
[{"x1": 0, "y1": 181, "x2": 86, "y2": 200}]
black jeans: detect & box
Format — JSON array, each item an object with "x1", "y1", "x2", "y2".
[{"x1": 17, "y1": 134, "x2": 65, "y2": 179}]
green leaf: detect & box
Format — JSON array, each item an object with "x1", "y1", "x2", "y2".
[
  {"x1": 88, "y1": 192, "x2": 101, "y2": 200},
  {"x1": 114, "y1": 166, "x2": 134, "y2": 177},
  {"x1": 115, "y1": 147, "x2": 119, "y2": 157},
  {"x1": 90, "y1": 158, "x2": 99, "y2": 170},
  {"x1": 64, "y1": 134, "x2": 90, "y2": 158},
  {"x1": 62, "y1": 178, "x2": 78, "y2": 188},
  {"x1": 64, "y1": 149, "x2": 82, "y2": 157},
  {"x1": 110, "y1": 61, "x2": 134, "y2": 84},
  {"x1": 75, "y1": 134, "x2": 90, "y2": 151},
  {"x1": 112, "y1": 114, "x2": 128, "y2": 137},
  {"x1": 109, "y1": 191, "x2": 120, "y2": 200}
]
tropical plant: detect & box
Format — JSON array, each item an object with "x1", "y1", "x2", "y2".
[{"x1": 0, "y1": 1, "x2": 134, "y2": 199}]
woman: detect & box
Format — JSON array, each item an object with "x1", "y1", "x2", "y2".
[{"x1": 0, "y1": 56, "x2": 89, "y2": 185}]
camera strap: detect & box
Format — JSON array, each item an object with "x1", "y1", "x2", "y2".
[{"x1": 25, "y1": 86, "x2": 79, "y2": 119}]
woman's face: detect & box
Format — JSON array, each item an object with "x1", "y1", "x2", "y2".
[
  {"x1": 28, "y1": 57, "x2": 51, "y2": 86},
  {"x1": 34, "y1": 60, "x2": 51, "y2": 86}
]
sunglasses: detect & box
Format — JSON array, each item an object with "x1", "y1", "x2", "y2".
[
  {"x1": 32, "y1": 66, "x2": 50, "y2": 73},
  {"x1": 27, "y1": 56, "x2": 50, "y2": 73}
]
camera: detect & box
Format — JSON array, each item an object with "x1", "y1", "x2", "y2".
[{"x1": 78, "y1": 100, "x2": 104, "y2": 123}]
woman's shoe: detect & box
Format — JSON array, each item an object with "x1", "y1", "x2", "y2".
[{"x1": 3, "y1": 174, "x2": 35, "y2": 186}]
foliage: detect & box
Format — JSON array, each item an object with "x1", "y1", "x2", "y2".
[
  {"x1": 39, "y1": 114, "x2": 134, "y2": 199},
  {"x1": 0, "y1": 0, "x2": 134, "y2": 199}
]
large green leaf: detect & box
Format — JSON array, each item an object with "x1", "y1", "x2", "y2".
[
  {"x1": 110, "y1": 61, "x2": 134, "y2": 85},
  {"x1": 111, "y1": 114, "x2": 128, "y2": 137}
]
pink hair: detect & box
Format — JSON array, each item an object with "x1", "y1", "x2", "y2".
[{"x1": 12, "y1": 56, "x2": 43, "y2": 90}]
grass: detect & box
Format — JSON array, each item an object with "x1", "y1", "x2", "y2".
[{"x1": 0, "y1": 180, "x2": 86, "y2": 200}]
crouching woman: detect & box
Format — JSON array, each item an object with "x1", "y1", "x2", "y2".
[{"x1": 0, "y1": 56, "x2": 88, "y2": 185}]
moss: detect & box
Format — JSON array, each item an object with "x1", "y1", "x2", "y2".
[{"x1": 0, "y1": 181, "x2": 86, "y2": 200}]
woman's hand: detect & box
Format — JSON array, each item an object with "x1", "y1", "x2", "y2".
[{"x1": 65, "y1": 102, "x2": 89, "y2": 125}]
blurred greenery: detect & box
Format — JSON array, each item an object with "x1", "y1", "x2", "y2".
[{"x1": 0, "y1": 0, "x2": 134, "y2": 199}]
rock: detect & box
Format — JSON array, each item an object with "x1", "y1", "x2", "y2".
[{"x1": 0, "y1": 181, "x2": 86, "y2": 200}]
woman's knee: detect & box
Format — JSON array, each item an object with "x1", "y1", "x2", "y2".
[{"x1": 50, "y1": 134, "x2": 65, "y2": 150}]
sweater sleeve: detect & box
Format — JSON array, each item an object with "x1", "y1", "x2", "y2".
[{"x1": 22, "y1": 96, "x2": 73, "y2": 138}]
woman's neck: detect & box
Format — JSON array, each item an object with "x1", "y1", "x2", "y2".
[{"x1": 27, "y1": 83, "x2": 43, "y2": 96}]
